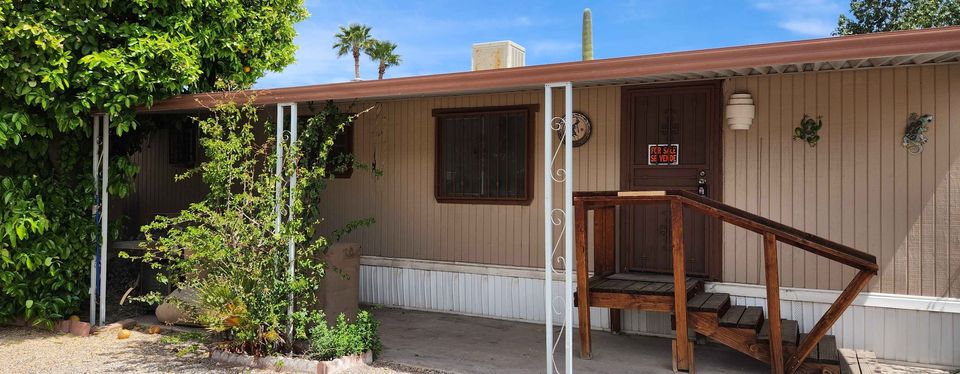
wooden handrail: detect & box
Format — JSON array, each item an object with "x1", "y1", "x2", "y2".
[
  {"x1": 573, "y1": 190, "x2": 878, "y2": 273},
  {"x1": 573, "y1": 190, "x2": 878, "y2": 374}
]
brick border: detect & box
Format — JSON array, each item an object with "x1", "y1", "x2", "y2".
[{"x1": 210, "y1": 349, "x2": 373, "y2": 374}]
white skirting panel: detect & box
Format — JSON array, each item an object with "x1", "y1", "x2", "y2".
[
  {"x1": 359, "y1": 260, "x2": 960, "y2": 367},
  {"x1": 719, "y1": 292, "x2": 960, "y2": 367},
  {"x1": 360, "y1": 264, "x2": 609, "y2": 329}
]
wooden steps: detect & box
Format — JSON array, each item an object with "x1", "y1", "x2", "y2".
[
  {"x1": 758, "y1": 318, "x2": 799, "y2": 346},
  {"x1": 671, "y1": 291, "x2": 842, "y2": 371},
  {"x1": 686, "y1": 292, "x2": 730, "y2": 314},
  {"x1": 799, "y1": 333, "x2": 840, "y2": 365},
  {"x1": 578, "y1": 271, "x2": 845, "y2": 372},
  {"x1": 718, "y1": 305, "x2": 765, "y2": 332},
  {"x1": 573, "y1": 192, "x2": 876, "y2": 373}
]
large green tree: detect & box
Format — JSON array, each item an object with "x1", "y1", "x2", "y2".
[
  {"x1": 0, "y1": 0, "x2": 307, "y2": 324},
  {"x1": 836, "y1": 0, "x2": 960, "y2": 35}
]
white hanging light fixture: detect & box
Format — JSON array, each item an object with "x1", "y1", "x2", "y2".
[{"x1": 726, "y1": 93, "x2": 755, "y2": 130}]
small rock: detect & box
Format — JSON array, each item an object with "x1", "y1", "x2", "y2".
[
  {"x1": 156, "y1": 288, "x2": 201, "y2": 326},
  {"x1": 117, "y1": 329, "x2": 131, "y2": 340},
  {"x1": 148, "y1": 326, "x2": 161, "y2": 334},
  {"x1": 57, "y1": 320, "x2": 72, "y2": 334},
  {"x1": 101, "y1": 318, "x2": 137, "y2": 331},
  {"x1": 69, "y1": 321, "x2": 92, "y2": 337}
]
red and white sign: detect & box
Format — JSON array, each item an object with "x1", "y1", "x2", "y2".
[{"x1": 648, "y1": 144, "x2": 679, "y2": 165}]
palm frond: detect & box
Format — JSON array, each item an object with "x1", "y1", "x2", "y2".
[
  {"x1": 365, "y1": 40, "x2": 401, "y2": 65},
  {"x1": 332, "y1": 23, "x2": 374, "y2": 56}
]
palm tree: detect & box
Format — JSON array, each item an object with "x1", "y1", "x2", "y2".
[
  {"x1": 365, "y1": 40, "x2": 401, "y2": 80},
  {"x1": 333, "y1": 23, "x2": 374, "y2": 80}
]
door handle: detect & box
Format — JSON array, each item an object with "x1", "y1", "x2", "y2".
[{"x1": 698, "y1": 170, "x2": 707, "y2": 196}]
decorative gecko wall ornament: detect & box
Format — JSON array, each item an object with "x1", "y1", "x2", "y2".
[
  {"x1": 793, "y1": 115, "x2": 823, "y2": 147},
  {"x1": 902, "y1": 113, "x2": 934, "y2": 155}
]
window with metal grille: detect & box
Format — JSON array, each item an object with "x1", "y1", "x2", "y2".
[
  {"x1": 434, "y1": 105, "x2": 535, "y2": 204},
  {"x1": 168, "y1": 123, "x2": 198, "y2": 167}
]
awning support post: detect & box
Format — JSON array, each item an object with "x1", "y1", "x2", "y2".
[
  {"x1": 275, "y1": 103, "x2": 298, "y2": 345},
  {"x1": 544, "y1": 82, "x2": 574, "y2": 373},
  {"x1": 90, "y1": 113, "x2": 109, "y2": 326}
]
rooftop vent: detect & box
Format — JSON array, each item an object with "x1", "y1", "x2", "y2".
[{"x1": 471, "y1": 41, "x2": 525, "y2": 71}]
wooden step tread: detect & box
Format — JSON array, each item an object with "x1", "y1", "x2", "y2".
[
  {"x1": 738, "y1": 306, "x2": 765, "y2": 332},
  {"x1": 758, "y1": 319, "x2": 799, "y2": 346},
  {"x1": 718, "y1": 305, "x2": 744, "y2": 327},
  {"x1": 686, "y1": 292, "x2": 730, "y2": 314},
  {"x1": 718, "y1": 305, "x2": 765, "y2": 331},
  {"x1": 588, "y1": 273, "x2": 702, "y2": 297},
  {"x1": 800, "y1": 333, "x2": 841, "y2": 365}
]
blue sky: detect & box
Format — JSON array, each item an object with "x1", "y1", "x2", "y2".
[{"x1": 255, "y1": 0, "x2": 849, "y2": 88}]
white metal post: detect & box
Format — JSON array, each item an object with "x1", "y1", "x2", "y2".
[
  {"x1": 275, "y1": 103, "x2": 298, "y2": 344},
  {"x1": 544, "y1": 82, "x2": 574, "y2": 373},
  {"x1": 275, "y1": 105, "x2": 285, "y2": 233},
  {"x1": 90, "y1": 115, "x2": 100, "y2": 326},
  {"x1": 562, "y1": 82, "x2": 573, "y2": 374},
  {"x1": 543, "y1": 86, "x2": 553, "y2": 374},
  {"x1": 99, "y1": 114, "x2": 109, "y2": 325},
  {"x1": 286, "y1": 103, "x2": 298, "y2": 343}
]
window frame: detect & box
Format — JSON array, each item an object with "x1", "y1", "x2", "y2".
[
  {"x1": 433, "y1": 104, "x2": 538, "y2": 205},
  {"x1": 329, "y1": 120, "x2": 355, "y2": 178}
]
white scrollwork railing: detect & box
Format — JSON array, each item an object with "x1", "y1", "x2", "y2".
[{"x1": 544, "y1": 82, "x2": 574, "y2": 374}]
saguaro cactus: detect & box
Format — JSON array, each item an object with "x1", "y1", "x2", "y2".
[{"x1": 582, "y1": 8, "x2": 593, "y2": 61}]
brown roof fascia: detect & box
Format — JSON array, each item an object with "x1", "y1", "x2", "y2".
[{"x1": 141, "y1": 26, "x2": 960, "y2": 113}]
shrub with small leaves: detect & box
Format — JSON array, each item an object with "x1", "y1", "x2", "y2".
[
  {"x1": 133, "y1": 101, "x2": 377, "y2": 357},
  {"x1": 308, "y1": 310, "x2": 382, "y2": 360}
]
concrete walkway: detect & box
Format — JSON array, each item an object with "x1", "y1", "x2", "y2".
[{"x1": 373, "y1": 308, "x2": 768, "y2": 374}]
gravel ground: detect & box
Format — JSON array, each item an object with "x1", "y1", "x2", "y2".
[
  {"x1": 0, "y1": 325, "x2": 240, "y2": 373},
  {"x1": 3, "y1": 324, "x2": 944, "y2": 374},
  {"x1": 0, "y1": 326, "x2": 448, "y2": 374}
]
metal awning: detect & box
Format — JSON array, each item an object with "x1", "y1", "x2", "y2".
[{"x1": 139, "y1": 26, "x2": 960, "y2": 113}]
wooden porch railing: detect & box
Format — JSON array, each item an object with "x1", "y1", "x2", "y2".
[{"x1": 573, "y1": 190, "x2": 878, "y2": 374}]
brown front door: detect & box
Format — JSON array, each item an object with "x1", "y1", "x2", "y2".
[{"x1": 620, "y1": 81, "x2": 722, "y2": 279}]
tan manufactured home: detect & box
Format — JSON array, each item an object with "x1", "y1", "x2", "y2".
[{"x1": 131, "y1": 27, "x2": 960, "y2": 370}]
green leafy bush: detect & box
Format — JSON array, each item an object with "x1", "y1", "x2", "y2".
[
  {"x1": 308, "y1": 311, "x2": 382, "y2": 360},
  {"x1": 0, "y1": 0, "x2": 307, "y2": 325},
  {"x1": 134, "y1": 101, "x2": 378, "y2": 357},
  {"x1": 0, "y1": 133, "x2": 135, "y2": 325}
]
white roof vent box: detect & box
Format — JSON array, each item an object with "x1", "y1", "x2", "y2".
[{"x1": 471, "y1": 41, "x2": 525, "y2": 71}]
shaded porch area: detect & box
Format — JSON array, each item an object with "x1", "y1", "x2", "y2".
[{"x1": 372, "y1": 307, "x2": 768, "y2": 374}]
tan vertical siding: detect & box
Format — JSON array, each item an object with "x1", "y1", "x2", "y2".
[
  {"x1": 312, "y1": 87, "x2": 620, "y2": 269},
  {"x1": 724, "y1": 65, "x2": 960, "y2": 297},
  {"x1": 128, "y1": 65, "x2": 960, "y2": 299},
  {"x1": 120, "y1": 127, "x2": 207, "y2": 238}
]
